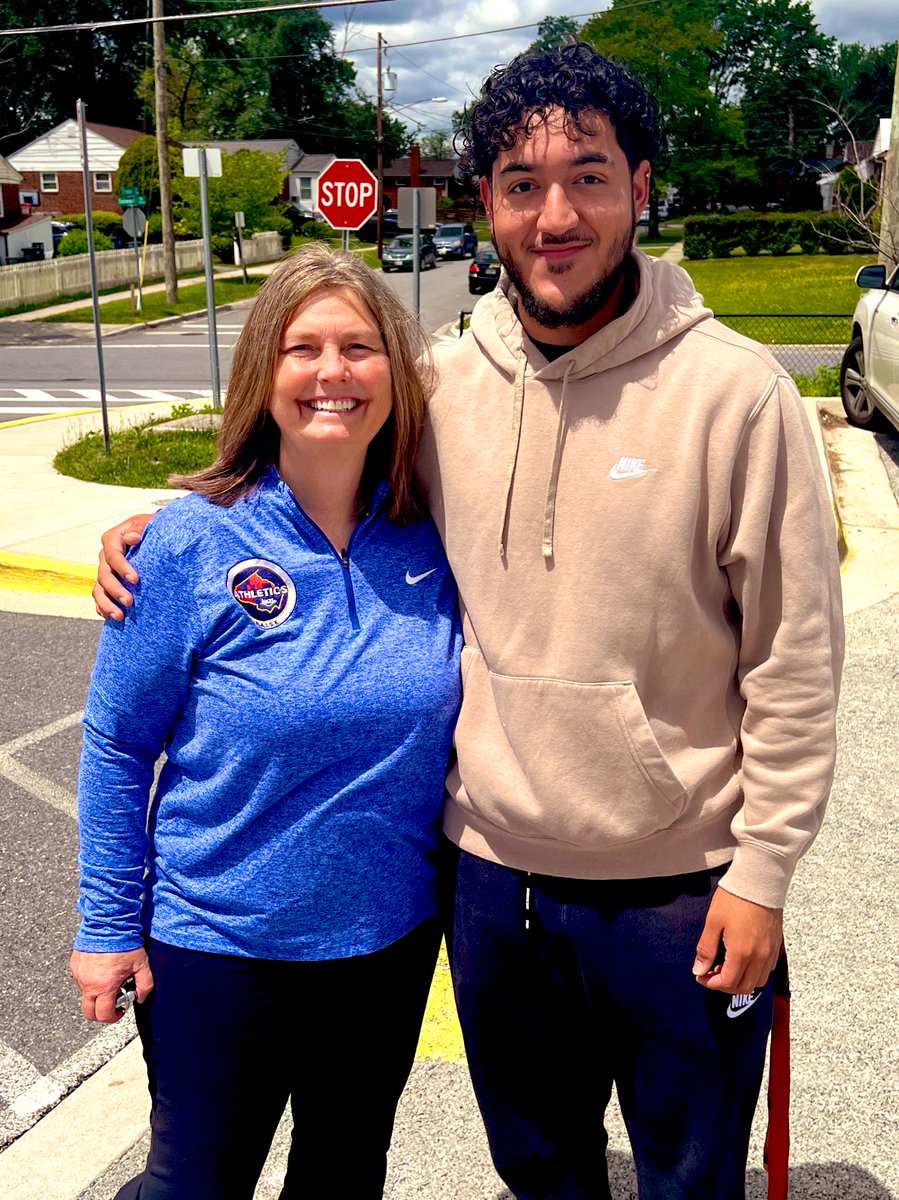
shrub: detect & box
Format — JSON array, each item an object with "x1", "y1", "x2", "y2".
[
  {"x1": 57, "y1": 229, "x2": 114, "y2": 256},
  {"x1": 210, "y1": 233, "x2": 236, "y2": 263},
  {"x1": 791, "y1": 364, "x2": 840, "y2": 397},
  {"x1": 683, "y1": 212, "x2": 873, "y2": 259},
  {"x1": 256, "y1": 208, "x2": 293, "y2": 250},
  {"x1": 299, "y1": 220, "x2": 334, "y2": 242}
]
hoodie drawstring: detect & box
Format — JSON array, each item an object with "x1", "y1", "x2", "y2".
[
  {"x1": 498, "y1": 353, "x2": 527, "y2": 558},
  {"x1": 541, "y1": 359, "x2": 575, "y2": 560}
]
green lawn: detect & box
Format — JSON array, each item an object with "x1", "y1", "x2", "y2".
[
  {"x1": 55, "y1": 413, "x2": 219, "y2": 487},
  {"x1": 43, "y1": 277, "x2": 266, "y2": 324},
  {"x1": 681, "y1": 254, "x2": 870, "y2": 314},
  {"x1": 680, "y1": 253, "x2": 873, "y2": 344}
]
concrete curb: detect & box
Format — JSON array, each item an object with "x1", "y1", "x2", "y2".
[{"x1": 0, "y1": 1039, "x2": 148, "y2": 1200}]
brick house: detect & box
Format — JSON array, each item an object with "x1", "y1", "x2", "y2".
[
  {"x1": 7, "y1": 120, "x2": 144, "y2": 215},
  {"x1": 382, "y1": 148, "x2": 458, "y2": 208}
]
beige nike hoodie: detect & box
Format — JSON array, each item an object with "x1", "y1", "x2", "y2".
[{"x1": 418, "y1": 251, "x2": 843, "y2": 910}]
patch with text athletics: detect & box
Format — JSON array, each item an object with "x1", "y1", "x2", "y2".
[{"x1": 227, "y1": 559, "x2": 297, "y2": 629}]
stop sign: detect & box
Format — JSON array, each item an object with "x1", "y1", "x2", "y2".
[{"x1": 317, "y1": 158, "x2": 379, "y2": 231}]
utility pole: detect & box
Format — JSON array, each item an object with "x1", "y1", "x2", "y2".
[
  {"x1": 152, "y1": 0, "x2": 178, "y2": 303},
  {"x1": 878, "y1": 44, "x2": 899, "y2": 272},
  {"x1": 376, "y1": 32, "x2": 384, "y2": 260}
]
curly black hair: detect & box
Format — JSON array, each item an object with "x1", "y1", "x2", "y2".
[{"x1": 457, "y1": 42, "x2": 662, "y2": 181}]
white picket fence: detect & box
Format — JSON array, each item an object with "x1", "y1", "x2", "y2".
[{"x1": 0, "y1": 232, "x2": 283, "y2": 310}]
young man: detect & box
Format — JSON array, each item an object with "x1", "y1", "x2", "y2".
[{"x1": 95, "y1": 43, "x2": 842, "y2": 1200}]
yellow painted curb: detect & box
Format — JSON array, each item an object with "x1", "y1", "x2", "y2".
[
  {"x1": 0, "y1": 408, "x2": 96, "y2": 430},
  {"x1": 0, "y1": 552, "x2": 95, "y2": 596}
]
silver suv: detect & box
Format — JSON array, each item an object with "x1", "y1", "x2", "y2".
[{"x1": 840, "y1": 262, "x2": 899, "y2": 433}]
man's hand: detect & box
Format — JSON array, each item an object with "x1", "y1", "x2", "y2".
[
  {"x1": 692, "y1": 887, "x2": 783, "y2": 995},
  {"x1": 70, "y1": 947, "x2": 154, "y2": 1023},
  {"x1": 93, "y1": 514, "x2": 155, "y2": 620}
]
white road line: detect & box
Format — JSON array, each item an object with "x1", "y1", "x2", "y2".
[
  {"x1": 128, "y1": 389, "x2": 209, "y2": 402},
  {"x1": 0, "y1": 1043, "x2": 44, "y2": 1106},
  {"x1": 15, "y1": 389, "x2": 62, "y2": 404},
  {"x1": 0, "y1": 711, "x2": 84, "y2": 757},
  {"x1": 0, "y1": 712, "x2": 83, "y2": 821},
  {"x1": 0, "y1": 1014, "x2": 138, "y2": 1150},
  {"x1": 0, "y1": 757, "x2": 78, "y2": 820}
]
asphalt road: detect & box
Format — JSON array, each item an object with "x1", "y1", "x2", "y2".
[
  {"x1": 2, "y1": 589, "x2": 897, "y2": 1197},
  {"x1": 0, "y1": 610, "x2": 141, "y2": 1150}
]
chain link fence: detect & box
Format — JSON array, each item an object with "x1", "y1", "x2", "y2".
[
  {"x1": 455, "y1": 311, "x2": 852, "y2": 389},
  {"x1": 715, "y1": 315, "x2": 852, "y2": 378}
]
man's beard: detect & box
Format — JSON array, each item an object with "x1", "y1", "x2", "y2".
[{"x1": 494, "y1": 224, "x2": 636, "y2": 330}]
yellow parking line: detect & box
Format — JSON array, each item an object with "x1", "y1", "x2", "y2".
[{"x1": 416, "y1": 940, "x2": 466, "y2": 1063}]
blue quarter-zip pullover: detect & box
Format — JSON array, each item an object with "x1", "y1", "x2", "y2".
[{"x1": 75, "y1": 469, "x2": 462, "y2": 960}]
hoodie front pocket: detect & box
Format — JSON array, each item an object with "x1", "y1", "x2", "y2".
[{"x1": 454, "y1": 652, "x2": 687, "y2": 847}]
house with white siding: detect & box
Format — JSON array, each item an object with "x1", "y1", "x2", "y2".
[{"x1": 7, "y1": 121, "x2": 144, "y2": 216}]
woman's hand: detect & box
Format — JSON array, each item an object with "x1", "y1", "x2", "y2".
[
  {"x1": 93, "y1": 514, "x2": 155, "y2": 620},
  {"x1": 70, "y1": 948, "x2": 155, "y2": 1023}
]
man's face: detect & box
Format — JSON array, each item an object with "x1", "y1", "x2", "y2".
[{"x1": 481, "y1": 108, "x2": 650, "y2": 343}]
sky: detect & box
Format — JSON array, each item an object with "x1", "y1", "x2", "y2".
[{"x1": 327, "y1": 0, "x2": 898, "y2": 140}]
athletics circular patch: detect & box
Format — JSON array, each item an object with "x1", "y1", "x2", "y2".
[{"x1": 227, "y1": 559, "x2": 297, "y2": 629}]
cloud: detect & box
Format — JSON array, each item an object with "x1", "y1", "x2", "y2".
[{"x1": 327, "y1": 0, "x2": 897, "y2": 139}]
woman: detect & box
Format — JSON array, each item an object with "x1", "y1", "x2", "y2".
[{"x1": 70, "y1": 245, "x2": 462, "y2": 1200}]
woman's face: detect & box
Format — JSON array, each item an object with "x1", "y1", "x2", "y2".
[{"x1": 268, "y1": 287, "x2": 393, "y2": 465}]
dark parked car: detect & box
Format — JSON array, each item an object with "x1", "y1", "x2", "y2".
[
  {"x1": 434, "y1": 222, "x2": 478, "y2": 259},
  {"x1": 382, "y1": 234, "x2": 437, "y2": 272},
  {"x1": 468, "y1": 247, "x2": 501, "y2": 294},
  {"x1": 357, "y1": 209, "x2": 400, "y2": 244}
]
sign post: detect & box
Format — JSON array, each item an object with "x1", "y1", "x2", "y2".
[
  {"x1": 183, "y1": 147, "x2": 223, "y2": 407},
  {"x1": 317, "y1": 159, "x2": 379, "y2": 239},
  {"x1": 76, "y1": 99, "x2": 110, "y2": 453},
  {"x1": 122, "y1": 207, "x2": 147, "y2": 315},
  {"x1": 397, "y1": 187, "x2": 437, "y2": 318},
  {"x1": 234, "y1": 211, "x2": 249, "y2": 286}
]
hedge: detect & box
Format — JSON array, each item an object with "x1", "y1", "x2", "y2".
[{"x1": 683, "y1": 212, "x2": 873, "y2": 260}]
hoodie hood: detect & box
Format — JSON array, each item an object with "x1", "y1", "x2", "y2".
[
  {"x1": 469, "y1": 250, "x2": 713, "y2": 382},
  {"x1": 466, "y1": 250, "x2": 713, "y2": 558}
]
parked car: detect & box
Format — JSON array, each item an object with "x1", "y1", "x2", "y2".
[
  {"x1": 433, "y1": 222, "x2": 478, "y2": 259},
  {"x1": 381, "y1": 233, "x2": 437, "y2": 272},
  {"x1": 468, "y1": 246, "x2": 502, "y2": 294},
  {"x1": 840, "y1": 262, "x2": 899, "y2": 434},
  {"x1": 357, "y1": 209, "x2": 401, "y2": 245}
]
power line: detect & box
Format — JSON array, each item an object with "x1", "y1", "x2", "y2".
[
  {"x1": 0, "y1": 0, "x2": 394, "y2": 39},
  {"x1": 346, "y1": 3, "x2": 666, "y2": 53}
]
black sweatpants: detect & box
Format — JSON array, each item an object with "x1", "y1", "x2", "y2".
[
  {"x1": 116, "y1": 917, "x2": 441, "y2": 1200},
  {"x1": 450, "y1": 851, "x2": 774, "y2": 1200}
]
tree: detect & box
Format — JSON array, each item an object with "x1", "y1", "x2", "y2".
[
  {"x1": 116, "y1": 135, "x2": 184, "y2": 215},
  {"x1": 420, "y1": 132, "x2": 454, "y2": 160},
  {"x1": 823, "y1": 41, "x2": 899, "y2": 143},
  {"x1": 0, "y1": 0, "x2": 159, "y2": 149},
  {"x1": 527, "y1": 15, "x2": 579, "y2": 54},
  {"x1": 135, "y1": 39, "x2": 209, "y2": 141},
  {"x1": 714, "y1": 0, "x2": 835, "y2": 206},
  {"x1": 582, "y1": 0, "x2": 754, "y2": 219},
  {"x1": 172, "y1": 148, "x2": 286, "y2": 237}
]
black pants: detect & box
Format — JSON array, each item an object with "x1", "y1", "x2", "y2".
[
  {"x1": 117, "y1": 918, "x2": 441, "y2": 1200},
  {"x1": 450, "y1": 851, "x2": 774, "y2": 1200}
]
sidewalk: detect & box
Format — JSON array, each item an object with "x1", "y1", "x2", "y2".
[
  {"x1": 2, "y1": 396, "x2": 896, "y2": 620},
  {"x1": 0, "y1": 260, "x2": 286, "y2": 329},
  {"x1": 0, "y1": 400, "x2": 897, "y2": 1199}
]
